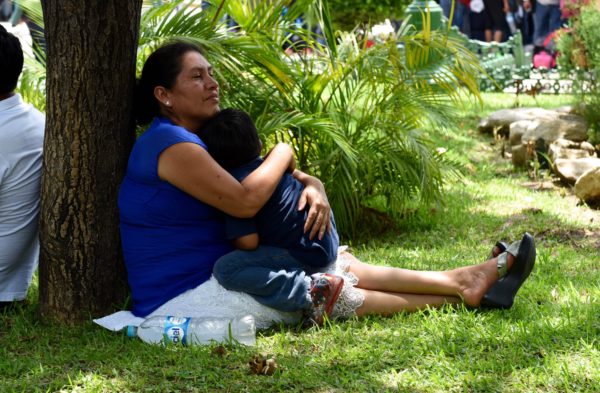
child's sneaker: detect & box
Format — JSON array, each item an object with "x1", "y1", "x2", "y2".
[{"x1": 305, "y1": 273, "x2": 344, "y2": 326}]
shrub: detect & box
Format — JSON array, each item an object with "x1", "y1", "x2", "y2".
[
  {"x1": 327, "y1": 0, "x2": 410, "y2": 31},
  {"x1": 556, "y1": 3, "x2": 600, "y2": 144}
]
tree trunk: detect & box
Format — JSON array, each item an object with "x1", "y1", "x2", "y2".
[{"x1": 39, "y1": 0, "x2": 142, "y2": 323}]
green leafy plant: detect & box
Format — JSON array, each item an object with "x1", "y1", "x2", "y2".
[
  {"x1": 16, "y1": 0, "x2": 484, "y2": 236},
  {"x1": 327, "y1": 0, "x2": 410, "y2": 31},
  {"x1": 555, "y1": 4, "x2": 600, "y2": 145},
  {"x1": 13, "y1": 0, "x2": 45, "y2": 111}
]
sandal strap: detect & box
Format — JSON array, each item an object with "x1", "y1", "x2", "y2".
[
  {"x1": 506, "y1": 240, "x2": 520, "y2": 257},
  {"x1": 497, "y1": 252, "x2": 509, "y2": 278},
  {"x1": 497, "y1": 240, "x2": 521, "y2": 278}
]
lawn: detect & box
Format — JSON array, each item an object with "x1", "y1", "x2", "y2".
[{"x1": 1, "y1": 93, "x2": 598, "y2": 393}]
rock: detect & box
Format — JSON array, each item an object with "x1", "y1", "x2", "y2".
[
  {"x1": 555, "y1": 103, "x2": 586, "y2": 115},
  {"x1": 548, "y1": 139, "x2": 596, "y2": 162},
  {"x1": 511, "y1": 143, "x2": 530, "y2": 167},
  {"x1": 553, "y1": 157, "x2": 600, "y2": 184},
  {"x1": 478, "y1": 108, "x2": 560, "y2": 135},
  {"x1": 582, "y1": 141, "x2": 595, "y2": 152},
  {"x1": 555, "y1": 105, "x2": 578, "y2": 114},
  {"x1": 575, "y1": 167, "x2": 600, "y2": 206},
  {"x1": 509, "y1": 120, "x2": 537, "y2": 146},
  {"x1": 511, "y1": 137, "x2": 550, "y2": 168},
  {"x1": 522, "y1": 116, "x2": 588, "y2": 145}
]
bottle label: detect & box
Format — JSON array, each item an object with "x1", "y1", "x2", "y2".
[{"x1": 163, "y1": 316, "x2": 190, "y2": 345}]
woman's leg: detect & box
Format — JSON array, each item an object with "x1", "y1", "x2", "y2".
[
  {"x1": 342, "y1": 251, "x2": 514, "y2": 308},
  {"x1": 355, "y1": 289, "x2": 460, "y2": 316}
]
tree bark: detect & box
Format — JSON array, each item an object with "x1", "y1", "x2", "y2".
[{"x1": 39, "y1": 0, "x2": 142, "y2": 323}]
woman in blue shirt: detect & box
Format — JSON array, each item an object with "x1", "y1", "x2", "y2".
[
  {"x1": 119, "y1": 41, "x2": 536, "y2": 325},
  {"x1": 119, "y1": 41, "x2": 331, "y2": 317}
]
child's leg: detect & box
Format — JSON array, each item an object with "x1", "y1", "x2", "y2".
[{"x1": 212, "y1": 246, "x2": 312, "y2": 312}]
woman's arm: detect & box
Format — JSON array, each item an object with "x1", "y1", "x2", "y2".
[
  {"x1": 293, "y1": 169, "x2": 332, "y2": 240},
  {"x1": 158, "y1": 142, "x2": 293, "y2": 218}
]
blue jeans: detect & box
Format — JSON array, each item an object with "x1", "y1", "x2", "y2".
[
  {"x1": 533, "y1": 2, "x2": 562, "y2": 47},
  {"x1": 213, "y1": 246, "x2": 327, "y2": 312}
]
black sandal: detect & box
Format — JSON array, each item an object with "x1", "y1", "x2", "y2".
[{"x1": 481, "y1": 233, "x2": 536, "y2": 309}]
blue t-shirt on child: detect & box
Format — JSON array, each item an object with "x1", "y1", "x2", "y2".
[{"x1": 226, "y1": 157, "x2": 339, "y2": 268}]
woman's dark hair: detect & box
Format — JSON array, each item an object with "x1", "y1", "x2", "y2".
[
  {"x1": 134, "y1": 40, "x2": 204, "y2": 125},
  {"x1": 0, "y1": 25, "x2": 24, "y2": 95},
  {"x1": 198, "y1": 108, "x2": 262, "y2": 170}
]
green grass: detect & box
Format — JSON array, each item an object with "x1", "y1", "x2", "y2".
[{"x1": 2, "y1": 93, "x2": 599, "y2": 392}]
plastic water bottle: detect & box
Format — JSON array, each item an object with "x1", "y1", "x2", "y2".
[{"x1": 127, "y1": 315, "x2": 256, "y2": 346}]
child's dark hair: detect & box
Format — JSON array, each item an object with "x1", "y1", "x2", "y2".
[
  {"x1": 134, "y1": 40, "x2": 204, "y2": 125},
  {"x1": 198, "y1": 108, "x2": 262, "y2": 170},
  {"x1": 0, "y1": 25, "x2": 24, "y2": 95}
]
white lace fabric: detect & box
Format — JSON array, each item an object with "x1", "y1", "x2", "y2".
[{"x1": 327, "y1": 250, "x2": 365, "y2": 320}]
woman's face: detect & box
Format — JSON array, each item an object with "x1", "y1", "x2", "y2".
[{"x1": 160, "y1": 51, "x2": 220, "y2": 131}]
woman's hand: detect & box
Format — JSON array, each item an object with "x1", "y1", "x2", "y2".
[{"x1": 293, "y1": 170, "x2": 331, "y2": 240}]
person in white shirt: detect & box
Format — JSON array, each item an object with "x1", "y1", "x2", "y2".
[{"x1": 0, "y1": 24, "x2": 44, "y2": 310}]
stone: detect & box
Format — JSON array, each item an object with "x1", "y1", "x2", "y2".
[
  {"x1": 555, "y1": 103, "x2": 586, "y2": 115},
  {"x1": 575, "y1": 167, "x2": 600, "y2": 206},
  {"x1": 478, "y1": 108, "x2": 560, "y2": 135},
  {"x1": 509, "y1": 120, "x2": 537, "y2": 146},
  {"x1": 548, "y1": 138, "x2": 596, "y2": 162},
  {"x1": 511, "y1": 143, "x2": 532, "y2": 167},
  {"x1": 553, "y1": 157, "x2": 600, "y2": 184},
  {"x1": 555, "y1": 105, "x2": 578, "y2": 114},
  {"x1": 521, "y1": 115, "x2": 588, "y2": 145}
]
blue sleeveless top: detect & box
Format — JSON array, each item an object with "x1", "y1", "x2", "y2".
[{"x1": 118, "y1": 117, "x2": 233, "y2": 316}]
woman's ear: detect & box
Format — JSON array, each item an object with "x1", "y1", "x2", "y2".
[{"x1": 154, "y1": 86, "x2": 171, "y2": 107}]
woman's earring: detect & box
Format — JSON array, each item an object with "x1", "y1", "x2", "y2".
[{"x1": 166, "y1": 101, "x2": 170, "y2": 106}]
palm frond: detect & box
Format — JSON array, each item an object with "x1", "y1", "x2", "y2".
[
  {"x1": 13, "y1": 0, "x2": 482, "y2": 236},
  {"x1": 17, "y1": 56, "x2": 46, "y2": 111},
  {"x1": 13, "y1": 0, "x2": 43, "y2": 27}
]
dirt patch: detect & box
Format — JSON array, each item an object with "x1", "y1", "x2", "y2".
[
  {"x1": 520, "y1": 180, "x2": 562, "y2": 192},
  {"x1": 536, "y1": 227, "x2": 600, "y2": 249}
]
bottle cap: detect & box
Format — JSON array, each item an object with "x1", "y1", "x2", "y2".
[{"x1": 126, "y1": 325, "x2": 138, "y2": 338}]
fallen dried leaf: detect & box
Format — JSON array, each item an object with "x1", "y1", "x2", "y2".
[
  {"x1": 211, "y1": 345, "x2": 227, "y2": 357},
  {"x1": 249, "y1": 354, "x2": 279, "y2": 376}
]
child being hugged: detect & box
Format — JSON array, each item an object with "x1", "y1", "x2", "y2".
[
  {"x1": 197, "y1": 108, "x2": 342, "y2": 324},
  {"x1": 198, "y1": 108, "x2": 339, "y2": 265}
]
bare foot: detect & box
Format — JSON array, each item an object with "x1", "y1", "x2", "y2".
[{"x1": 455, "y1": 254, "x2": 515, "y2": 307}]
